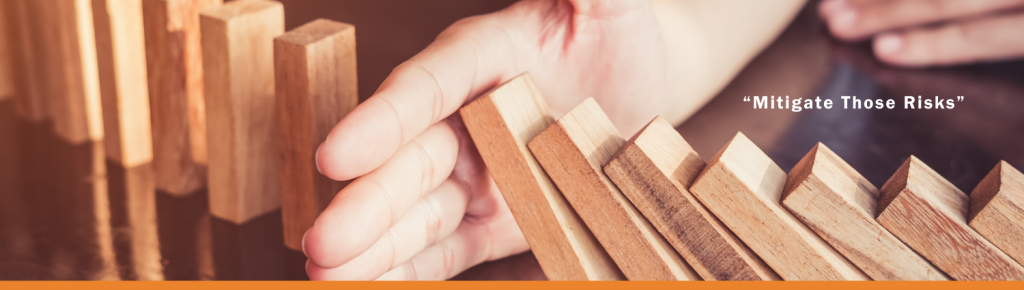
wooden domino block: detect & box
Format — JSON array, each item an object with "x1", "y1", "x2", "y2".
[
  {"x1": 48, "y1": 0, "x2": 105, "y2": 144},
  {"x1": 782, "y1": 143, "x2": 947, "y2": 280},
  {"x1": 460, "y1": 74, "x2": 623, "y2": 280},
  {"x1": 93, "y1": 0, "x2": 154, "y2": 167},
  {"x1": 877, "y1": 156, "x2": 1024, "y2": 280},
  {"x1": 689, "y1": 132, "x2": 867, "y2": 280},
  {"x1": 969, "y1": 161, "x2": 1024, "y2": 266},
  {"x1": 274, "y1": 19, "x2": 358, "y2": 251},
  {"x1": 528, "y1": 98, "x2": 699, "y2": 281},
  {"x1": 142, "y1": 0, "x2": 222, "y2": 195},
  {"x1": 5, "y1": 0, "x2": 51, "y2": 120},
  {"x1": 201, "y1": 0, "x2": 284, "y2": 224},
  {"x1": 603, "y1": 116, "x2": 778, "y2": 281},
  {"x1": 0, "y1": 1, "x2": 11, "y2": 102}
]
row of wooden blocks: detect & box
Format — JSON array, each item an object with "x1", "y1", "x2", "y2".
[
  {"x1": 1, "y1": 0, "x2": 357, "y2": 251},
  {"x1": 460, "y1": 74, "x2": 1024, "y2": 281}
]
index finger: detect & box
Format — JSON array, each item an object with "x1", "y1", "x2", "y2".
[{"x1": 316, "y1": 14, "x2": 523, "y2": 181}]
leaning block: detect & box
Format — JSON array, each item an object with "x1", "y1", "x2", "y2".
[
  {"x1": 461, "y1": 74, "x2": 623, "y2": 280},
  {"x1": 142, "y1": 0, "x2": 222, "y2": 195},
  {"x1": 877, "y1": 156, "x2": 1024, "y2": 280},
  {"x1": 0, "y1": 1, "x2": 12, "y2": 102},
  {"x1": 782, "y1": 143, "x2": 947, "y2": 280},
  {"x1": 275, "y1": 19, "x2": 358, "y2": 251},
  {"x1": 49, "y1": 0, "x2": 105, "y2": 143},
  {"x1": 528, "y1": 98, "x2": 698, "y2": 281},
  {"x1": 969, "y1": 161, "x2": 1024, "y2": 267},
  {"x1": 94, "y1": 0, "x2": 154, "y2": 167},
  {"x1": 201, "y1": 0, "x2": 284, "y2": 224},
  {"x1": 604, "y1": 116, "x2": 778, "y2": 281},
  {"x1": 5, "y1": 0, "x2": 50, "y2": 120},
  {"x1": 689, "y1": 132, "x2": 867, "y2": 280}
]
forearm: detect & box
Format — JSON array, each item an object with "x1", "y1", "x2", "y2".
[{"x1": 653, "y1": 0, "x2": 806, "y2": 125}]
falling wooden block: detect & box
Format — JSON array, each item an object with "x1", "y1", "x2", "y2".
[
  {"x1": 604, "y1": 116, "x2": 779, "y2": 281},
  {"x1": 93, "y1": 0, "x2": 154, "y2": 167},
  {"x1": 528, "y1": 98, "x2": 698, "y2": 281},
  {"x1": 274, "y1": 19, "x2": 358, "y2": 251},
  {"x1": 48, "y1": 0, "x2": 105, "y2": 143},
  {"x1": 969, "y1": 161, "x2": 1024, "y2": 266},
  {"x1": 689, "y1": 132, "x2": 867, "y2": 280},
  {"x1": 201, "y1": 0, "x2": 284, "y2": 224},
  {"x1": 877, "y1": 156, "x2": 1024, "y2": 280},
  {"x1": 5, "y1": 0, "x2": 51, "y2": 120},
  {"x1": 142, "y1": 0, "x2": 222, "y2": 195},
  {"x1": 460, "y1": 74, "x2": 623, "y2": 281},
  {"x1": 782, "y1": 143, "x2": 947, "y2": 280}
]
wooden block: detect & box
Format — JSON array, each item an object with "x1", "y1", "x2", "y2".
[
  {"x1": 5, "y1": 0, "x2": 50, "y2": 120},
  {"x1": 604, "y1": 116, "x2": 779, "y2": 281},
  {"x1": 0, "y1": 0, "x2": 12, "y2": 102},
  {"x1": 460, "y1": 74, "x2": 623, "y2": 280},
  {"x1": 877, "y1": 156, "x2": 1024, "y2": 280},
  {"x1": 48, "y1": 0, "x2": 105, "y2": 144},
  {"x1": 274, "y1": 19, "x2": 358, "y2": 251},
  {"x1": 782, "y1": 143, "x2": 947, "y2": 280},
  {"x1": 528, "y1": 98, "x2": 699, "y2": 281},
  {"x1": 142, "y1": 0, "x2": 222, "y2": 195},
  {"x1": 201, "y1": 0, "x2": 284, "y2": 224},
  {"x1": 689, "y1": 132, "x2": 867, "y2": 280},
  {"x1": 93, "y1": 0, "x2": 154, "y2": 167},
  {"x1": 969, "y1": 161, "x2": 1024, "y2": 266}
]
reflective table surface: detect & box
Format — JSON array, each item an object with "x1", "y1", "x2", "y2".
[{"x1": 1, "y1": 1, "x2": 1022, "y2": 280}]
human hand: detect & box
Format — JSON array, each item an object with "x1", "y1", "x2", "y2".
[
  {"x1": 819, "y1": 0, "x2": 1024, "y2": 67},
  {"x1": 303, "y1": 0, "x2": 667, "y2": 280}
]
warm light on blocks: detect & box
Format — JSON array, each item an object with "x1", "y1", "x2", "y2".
[{"x1": 969, "y1": 161, "x2": 1024, "y2": 267}]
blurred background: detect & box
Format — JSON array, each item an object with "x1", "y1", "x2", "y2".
[{"x1": 1, "y1": 0, "x2": 1023, "y2": 280}]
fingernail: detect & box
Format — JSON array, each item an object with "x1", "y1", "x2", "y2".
[
  {"x1": 315, "y1": 142, "x2": 325, "y2": 175},
  {"x1": 820, "y1": 0, "x2": 847, "y2": 16},
  {"x1": 875, "y1": 33, "x2": 903, "y2": 55},
  {"x1": 301, "y1": 228, "x2": 311, "y2": 257}
]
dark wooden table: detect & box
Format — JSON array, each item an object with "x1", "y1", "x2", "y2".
[{"x1": 1, "y1": 0, "x2": 1021, "y2": 280}]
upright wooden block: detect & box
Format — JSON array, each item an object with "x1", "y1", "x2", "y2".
[
  {"x1": 5, "y1": 0, "x2": 50, "y2": 120},
  {"x1": 142, "y1": 0, "x2": 221, "y2": 195},
  {"x1": 528, "y1": 98, "x2": 699, "y2": 281},
  {"x1": 274, "y1": 19, "x2": 358, "y2": 251},
  {"x1": 201, "y1": 0, "x2": 284, "y2": 224},
  {"x1": 604, "y1": 117, "x2": 779, "y2": 281},
  {"x1": 689, "y1": 132, "x2": 867, "y2": 280},
  {"x1": 969, "y1": 161, "x2": 1024, "y2": 266},
  {"x1": 0, "y1": 0, "x2": 12, "y2": 102},
  {"x1": 49, "y1": 0, "x2": 105, "y2": 143},
  {"x1": 877, "y1": 156, "x2": 1024, "y2": 280},
  {"x1": 460, "y1": 75, "x2": 623, "y2": 281},
  {"x1": 782, "y1": 143, "x2": 947, "y2": 280},
  {"x1": 93, "y1": 0, "x2": 154, "y2": 167}
]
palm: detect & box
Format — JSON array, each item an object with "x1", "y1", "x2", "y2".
[{"x1": 305, "y1": 0, "x2": 666, "y2": 280}]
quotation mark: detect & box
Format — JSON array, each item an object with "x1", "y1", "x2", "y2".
[
  {"x1": 743, "y1": 96, "x2": 750, "y2": 102},
  {"x1": 957, "y1": 96, "x2": 965, "y2": 102}
]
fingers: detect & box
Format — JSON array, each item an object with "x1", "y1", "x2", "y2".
[
  {"x1": 374, "y1": 221, "x2": 493, "y2": 281},
  {"x1": 873, "y1": 11, "x2": 1024, "y2": 66},
  {"x1": 304, "y1": 122, "x2": 460, "y2": 269},
  {"x1": 307, "y1": 179, "x2": 470, "y2": 280},
  {"x1": 821, "y1": 0, "x2": 1024, "y2": 40},
  {"x1": 316, "y1": 14, "x2": 521, "y2": 181}
]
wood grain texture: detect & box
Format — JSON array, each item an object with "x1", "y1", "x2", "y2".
[
  {"x1": 528, "y1": 98, "x2": 699, "y2": 281},
  {"x1": 48, "y1": 0, "x2": 105, "y2": 144},
  {"x1": 5, "y1": 0, "x2": 50, "y2": 120},
  {"x1": 0, "y1": 0, "x2": 11, "y2": 102},
  {"x1": 603, "y1": 116, "x2": 778, "y2": 281},
  {"x1": 689, "y1": 132, "x2": 867, "y2": 280},
  {"x1": 968, "y1": 161, "x2": 1024, "y2": 268},
  {"x1": 460, "y1": 74, "x2": 623, "y2": 281},
  {"x1": 274, "y1": 19, "x2": 357, "y2": 251},
  {"x1": 142, "y1": 0, "x2": 221, "y2": 195},
  {"x1": 201, "y1": 0, "x2": 284, "y2": 224},
  {"x1": 877, "y1": 156, "x2": 1024, "y2": 280},
  {"x1": 93, "y1": 0, "x2": 154, "y2": 167},
  {"x1": 782, "y1": 143, "x2": 947, "y2": 280}
]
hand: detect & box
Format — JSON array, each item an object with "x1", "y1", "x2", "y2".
[
  {"x1": 820, "y1": 0, "x2": 1024, "y2": 67},
  {"x1": 303, "y1": 0, "x2": 667, "y2": 280}
]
